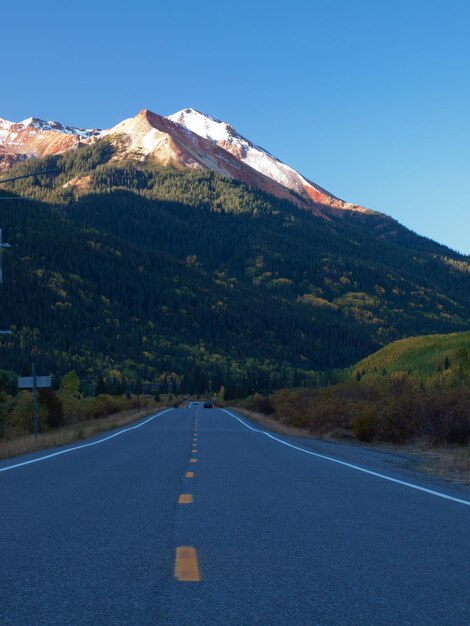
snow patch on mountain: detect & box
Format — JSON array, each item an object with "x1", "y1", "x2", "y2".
[
  {"x1": 0, "y1": 118, "x2": 14, "y2": 143},
  {"x1": 19, "y1": 117, "x2": 101, "y2": 138}
]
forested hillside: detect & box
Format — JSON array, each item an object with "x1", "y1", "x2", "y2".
[
  {"x1": 350, "y1": 331, "x2": 470, "y2": 381},
  {"x1": 266, "y1": 331, "x2": 470, "y2": 446},
  {"x1": 1, "y1": 141, "x2": 470, "y2": 395}
]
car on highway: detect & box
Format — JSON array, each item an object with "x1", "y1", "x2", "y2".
[{"x1": 203, "y1": 402, "x2": 213, "y2": 408}]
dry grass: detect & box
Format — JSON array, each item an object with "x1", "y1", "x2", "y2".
[
  {"x1": 413, "y1": 445, "x2": 470, "y2": 485},
  {"x1": 227, "y1": 406, "x2": 312, "y2": 438},
  {"x1": 0, "y1": 407, "x2": 167, "y2": 461}
]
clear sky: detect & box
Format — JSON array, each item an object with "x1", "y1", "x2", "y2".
[{"x1": 3, "y1": 0, "x2": 470, "y2": 254}]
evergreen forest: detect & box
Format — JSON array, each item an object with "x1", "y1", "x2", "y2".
[{"x1": 1, "y1": 140, "x2": 470, "y2": 397}]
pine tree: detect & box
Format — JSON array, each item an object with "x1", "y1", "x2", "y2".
[{"x1": 95, "y1": 375, "x2": 107, "y2": 396}]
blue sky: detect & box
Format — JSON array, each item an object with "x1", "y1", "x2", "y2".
[{"x1": 3, "y1": 0, "x2": 470, "y2": 253}]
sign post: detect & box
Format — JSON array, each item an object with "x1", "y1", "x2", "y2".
[
  {"x1": 18, "y1": 366, "x2": 52, "y2": 441},
  {"x1": 32, "y1": 363, "x2": 38, "y2": 441},
  {"x1": 0, "y1": 228, "x2": 10, "y2": 285},
  {"x1": 0, "y1": 228, "x2": 12, "y2": 334}
]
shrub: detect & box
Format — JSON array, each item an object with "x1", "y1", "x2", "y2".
[
  {"x1": 375, "y1": 397, "x2": 417, "y2": 443},
  {"x1": 38, "y1": 389, "x2": 64, "y2": 429},
  {"x1": 89, "y1": 394, "x2": 127, "y2": 419},
  {"x1": 254, "y1": 397, "x2": 274, "y2": 415},
  {"x1": 421, "y1": 390, "x2": 470, "y2": 445},
  {"x1": 6, "y1": 391, "x2": 35, "y2": 436},
  {"x1": 351, "y1": 409, "x2": 376, "y2": 441}
]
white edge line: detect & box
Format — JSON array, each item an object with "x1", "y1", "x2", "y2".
[
  {"x1": 0, "y1": 408, "x2": 173, "y2": 473},
  {"x1": 222, "y1": 410, "x2": 470, "y2": 507}
]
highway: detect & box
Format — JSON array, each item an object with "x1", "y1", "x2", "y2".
[{"x1": 1, "y1": 405, "x2": 469, "y2": 625}]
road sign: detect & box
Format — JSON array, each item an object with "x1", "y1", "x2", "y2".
[
  {"x1": 18, "y1": 365, "x2": 52, "y2": 441},
  {"x1": 18, "y1": 376, "x2": 52, "y2": 389}
]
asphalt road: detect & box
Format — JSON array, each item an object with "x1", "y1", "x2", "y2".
[{"x1": 1, "y1": 406, "x2": 469, "y2": 625}]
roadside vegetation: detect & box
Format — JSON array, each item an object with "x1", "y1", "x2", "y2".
[
  {"x1": 0, "y1": 369, "x2": 180, "y2": 460},
  {"x1": 349, "y1": 330, "x2": 470, "y2": 380},
  {"x1": 229, "y1": 333, "x2": 470, "y2": 483}
]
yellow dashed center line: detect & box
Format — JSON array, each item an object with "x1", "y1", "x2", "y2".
[
  {"x1": 185, "y1": 471, "x2": 194, "y2": 478},
  {"x1": 175, "y1": 546, "x2": 200, "y2": 582},
  {"x1": 190, "y1": 458, "x2": 197, "y2": 463},
  {"x1": 178, "y1": 493, "x2": 193, "y2": 504}
]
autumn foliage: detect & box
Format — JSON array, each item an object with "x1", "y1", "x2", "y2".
[{"x1": 271, "y1": 373, "x2": 470, "y2": 445}]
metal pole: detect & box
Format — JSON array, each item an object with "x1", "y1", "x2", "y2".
[
  {"x1": 0, "y1": 228, "x2": 11, "y2": 284},
  {"x1": 32, "y1": 362, "x2": 38, "y2": 441}
]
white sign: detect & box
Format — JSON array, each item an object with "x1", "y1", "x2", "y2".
[{"x1": 18, "y1": 376, "x2": 52, "y2": 389}]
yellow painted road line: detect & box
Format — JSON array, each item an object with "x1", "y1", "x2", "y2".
[
  {"x1": 185, "y1": 471, "x2": 194, "y2": 478},
  {"x1": 175, "y1": 546, "x2": 200, "y2": 582},
  {"x1": 190, "y1": 458, "x2": 197, "y2": 463},
  {"x1": 178, "y1": 494, "x2": 193, "y2": 504}
]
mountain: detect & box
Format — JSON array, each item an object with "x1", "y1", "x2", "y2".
[
  {"x1": 167, "y1": 108, "x2": 364, "y2": 213},
  {"x1": 99, "y1": 109, "x2": 326, "y2": 214},
  {"x1": 0, "y1": 115, "x2": 100, "y2": 170},
  {"x1": 1, "y1": 140, "x2": 470, "y2": 393},
  {"x1": 0, "y1": 107, "x2": 364, "y2": 216}
]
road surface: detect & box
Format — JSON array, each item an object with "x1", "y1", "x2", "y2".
[{"x1": 1, "y1": 406, "x2": 469, "y2": 625}]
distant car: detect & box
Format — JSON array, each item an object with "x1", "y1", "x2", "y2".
[
  {"x1": 189, "y1": 402, "x2": 198, "y2": 408},
  {"x1": 203, "y1": 402, "x2": 212, "y2": 408}
]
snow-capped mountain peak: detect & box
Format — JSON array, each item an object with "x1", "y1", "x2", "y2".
[
  {"x1": 168, "y1": 108, "x2": 240, "y2": 146},
  {"x1": 0, "y1": 106, "x2": 366, "y2": 214},
  {"x1": 167, "y1": 108, "x2": 350, "y2": 209},
  {"x1": 19, "y1": 117, "x2": 101, "y2": 138},
  {"x1": 0, "y1": 115, "x2": 102, "y2": 170},
  {"x1": 97, "y1": 108, "x2": 327, "y2": 213}
]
